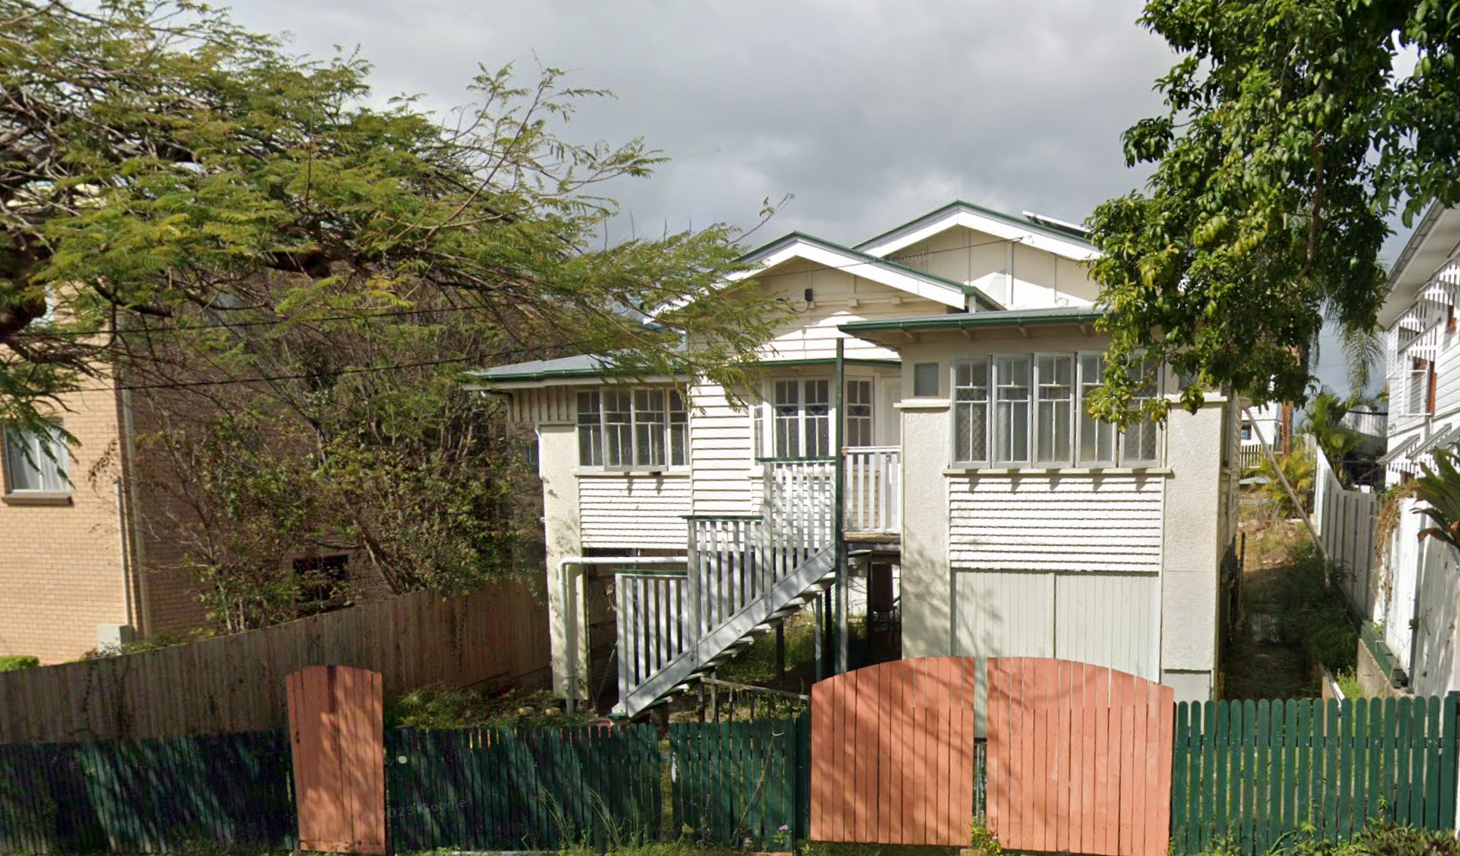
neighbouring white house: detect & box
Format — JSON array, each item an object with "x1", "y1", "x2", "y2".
[
  {"x1": 469, "y1": 201, "x2": 1243, "y2": 716},
  {"x1": 1368, "y1": 202, "x2": 1460, "y2": 696}
]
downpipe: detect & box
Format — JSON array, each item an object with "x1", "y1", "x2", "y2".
[{"x1": 556, "y1": 555, "x2": 687, "y2": 713}]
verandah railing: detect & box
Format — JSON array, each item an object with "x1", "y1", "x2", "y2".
[{"x1": 843, "y1": 446, "x2": 900, "y2": 534}]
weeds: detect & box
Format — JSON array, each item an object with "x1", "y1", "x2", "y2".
[{"x1": 386, "y1": 686, "x2": 588, "y2": 729}]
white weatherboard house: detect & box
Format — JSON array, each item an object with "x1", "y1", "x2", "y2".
[
  {"x1": 1372, "y1": 203, "x2": 1460, "y2": 696},
  {"x1": 471, "y1": 201, "x2": 1242, "y2": 716}
]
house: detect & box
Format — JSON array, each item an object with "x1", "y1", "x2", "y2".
[
  {"x1": 1368, "y1": 202, "x2": 1460, "y2": 695},
  {"x1": 472, "y1": 201, "x2": 1243, "y2": 716},
  {"x1": 0, "y1": 373, "x2": 206, "y2": 663}
]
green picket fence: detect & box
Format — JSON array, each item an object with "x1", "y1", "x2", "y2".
[
  {"x1": 669, "y1": 713, "x2": 810, "y2": 849},
  {"x1": 0, "y1": 730, "x2": 296, "y2": 854},
  {"x1": 1171, "y1": 696, "x2": 1460, "y2": 855},
  {"x1": 385, "y1": 724, "x2": 663, "y2": 851}
]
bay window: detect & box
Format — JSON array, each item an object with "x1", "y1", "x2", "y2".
[
  {"x1": 952, "y1": 351, "x2": 1164, "y2": 468},
  {"x1": 577, "y1": 389, "x2": 687, "y2": 469}
]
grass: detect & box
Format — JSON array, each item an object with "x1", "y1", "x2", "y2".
[
  {"x1": 1335, "y1": 667, "x2": 1366, "y2": 699},
  {"x1": 385, "y1": 686, "x2": 589, "y2": 729},
  {"x1": 0, "y1": 655, "x2": 38, "y2": 672}
]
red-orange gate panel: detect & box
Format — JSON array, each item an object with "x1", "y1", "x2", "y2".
[
  {"x1": 986, "y1": 658, "x2": 1174, "y2": 856},
  {"x1": 810, "y1": 657, "x2": 976, "y2": 845},
  {"x1": 285, "y1": 665, "x2": 386, "y2": 854}
]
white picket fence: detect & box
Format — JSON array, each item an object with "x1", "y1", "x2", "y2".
[{"x1": 1312, "y1": 447, "x2": 1379, "y2": 619}]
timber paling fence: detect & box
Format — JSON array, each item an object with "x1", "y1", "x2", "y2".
[
  {"x1": 0, "y1": 718, "x2": 816, "y2": 854},
  {"x1": 1171, "y1": 696, "x2": 1460, "y2": 856},
  {"x1": 3, "y1": 699, "x2": 1459, "y2": 854}
]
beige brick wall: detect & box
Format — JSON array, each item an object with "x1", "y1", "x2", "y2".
[{"x1": 0, "y1": 377, "x2": 132, "y2": 664}]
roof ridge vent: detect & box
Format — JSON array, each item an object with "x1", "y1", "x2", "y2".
[{"x1": 1021, "y1": 210, "x2": 1090, "y2": 237}]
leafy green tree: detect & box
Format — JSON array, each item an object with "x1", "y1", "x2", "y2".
[
  {"x1": 1299, "y1": 388, "x2": 1365, "y2": 481},
  {"x1": 0, "y1": 0, "x2": 777, "y2": 434},
  {"x1": 1086, "y1": 0, "x2": 1460, "y2": 422}
]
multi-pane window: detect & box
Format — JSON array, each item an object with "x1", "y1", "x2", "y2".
[
  {"x1": 1122, "y1": 357, "x2": 1161, "y2": 465},
  {"x1": 3, "y1": 422, "x2": 69, "y2": 493},
  {"x1": 1410, "y1": 358, "x2": 1432, "y2": 416},
  {"x1": 953, "y1": 357, "x2": 991, "y2": 466},
  {"x1": 576, "y1": 389, "x2": 687, "y2": 469},
  {"x1": 1035, "y1": 355, "x2": 1074, "y2": 466},
  {"x1": 993, "y1": 356, "x2": 1032, "y2": 465},
  {"x1": 773, "y1": 379, "x2": 831, "y2": 457},
  {"x1": 845, "y1": 380, "x2": 873, "y2": 447},
  {"x1": 952, "y1": 352, "x2": 1163, "y2": 468},
  {"x1": 1077, "y1": 352, "x2": 1116, "y2": 465}
]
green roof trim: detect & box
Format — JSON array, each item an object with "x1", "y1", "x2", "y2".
[
  {"x1": 851, "y1": 200, "x2": 1095, "y2": 252},
  {"x1": 739, "y1": 231, "x2": 1004, "y2": 311},
  {"x1": 838, "y1": 306, "x2": 1104, "y2": 334},
  {"x1": 734, "y1": 357, "x2": 901, "y2": 370}
]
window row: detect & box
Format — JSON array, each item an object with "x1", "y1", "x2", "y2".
[
  {"x1": 952, "y1": 352, "x2": 1161, "y2": 468},
  {"x1": 577, "y1": 390, "x2": 688, "y2": 469},
  {"x1": 3, "y1": 422, "x2": 70, "y2": 494},
  {"x1": 752, "y1": 379, "x2": 878, "y2": 459}
]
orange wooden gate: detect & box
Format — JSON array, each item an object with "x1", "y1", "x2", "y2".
[
  {"x1": 285, "y1": 665, "x2": 386, "y2": 854},
  {"x1": 986, "y1": 658, "x2": 1175, "y2": 856},
  {"x1": 810, "y1": 657, "x2": 976, "y2": 845}
]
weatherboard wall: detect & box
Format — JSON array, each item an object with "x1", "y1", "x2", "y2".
[{"x1": 884, "y1": 225, "x2": 1099, "y2": 309}]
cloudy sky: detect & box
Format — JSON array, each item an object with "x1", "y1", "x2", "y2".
[{"x1": 222, "y1": 0, "x2": 1392, "y2": 393}]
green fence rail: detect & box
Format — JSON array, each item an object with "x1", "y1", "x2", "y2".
[
  {"x1": 1171, "y1": 695, "x2": 1460, "y2": 856},
  {"x1": 669, "y1": 713, "x2": 810, "y2": 849},
  {"x1": 0, "y1": 731, "x2": 296, "y2": 854},
  {"x1": 385, "y1": 724, "x2": 664, "y2": 851}
]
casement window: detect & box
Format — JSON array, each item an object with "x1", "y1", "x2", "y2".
[
  {"x1": 845, "y1": 380, "x2": 874, "y2": 447},
  {"x1": 1409, "y1": 358, "x2": 1431, "y2": 416},
  {"x1": 952, "y1": 357, "x2": 991, "y2": 466},
  {"x1": 952, "y1": 351, "x2": 1163, "y2": 468},
  {"x1": 993, "y1": 356, "x2": 1032, "y2": 465},
  {"x1": 3, "y1": 422, "x2": 69, "y2": 493},
  {"x1": 1077, "y1": 352, "x2": 1117, "y2": 465},
  {"x1": 1034, "y1": 354, "x2": 1075, "y2": 466},
  {"x1": 576, "y1": 389, "x2": 687, "y2": 469},
  {"x1": 1121, "y1": 356, "x2": 1162, "y2": 466},
  {"x1": 773, "y1": 379, "x2": 832, "y2": 457}
]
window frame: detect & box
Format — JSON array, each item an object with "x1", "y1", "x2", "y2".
[
  {"x1": 1076, "y1": 350, "x2": 1118, "y2": 467},
  {"x1": 575, "y1": 387, "x2": 689, "y2": 472},
  {"x1": 845, "y1": 379, "x2": 874, "y2": 448},
  {"x1": 1033, "y1": 352, "x2": 1076, "y2": 467},
  {"x1": 992, "y1": 354, "x2": 1033, "y2": 467},
  {"x1": 770, "y1": 377, "x2": 833, "y2": 459},
  {"x1": 949, "y1": 350, "x2": 1165, "y2": 471},
  {"x1": 951, "y1": 356, "x2": 992, "y2": 468},
  {"x1": 3, "y1": 421, "x2": 70, "y2": 495}
]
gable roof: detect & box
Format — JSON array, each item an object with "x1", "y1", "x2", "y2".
[
  {"x1": 725, "y1": 231, "x2": 1003, "y2": 310},
  {"x1": 1380, "y1": 203, "x2": 1460, "y2": 329},
  {"x1": 853, "y1": 200, "x2": 1099, "y2": 263}
]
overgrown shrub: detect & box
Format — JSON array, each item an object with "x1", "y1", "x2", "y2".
[
  {"x1": 1251, "y1": 542, "x2": 1358, "y2": 674},
  {"x1": 1257, "y1": 447, "x2": 1317, "y2": 517},
  {"x1": 0, "y1": 655, "x2": 38, "y2": 672},
  {"x1": 1353, "y1": 824, "x2": 1460, "y2": 856},
  {"x1": 385, "y1": 687, "x2": 587, "y2": 729}
]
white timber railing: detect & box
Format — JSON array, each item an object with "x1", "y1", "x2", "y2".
[
  {"x1": 615, "y1": 457, "x2": 846, "y2": 717},
  {"x1": 614, "y1": 571, "x2": 689, "y2": 698},
  {"x1": 843, "y1": 446, "x2": 901, "y2": 533}
]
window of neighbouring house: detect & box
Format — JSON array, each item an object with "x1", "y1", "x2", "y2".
[
  {"x1": 952, "y1": 351, "x2": 1163, "y2": 469},
  {"x1": 3, "y1": 422, "x2": 69, "y2": 494},
  {"x1": 576, "y1": 389, "x2": 688, "y2": 470},
  {"x1": 1409, "y1": 358, "x2": 1429, "y2": 416},
  {"x1": 845, "y1": 380, "x2": 873, "y2": 447},
  {"x1": 773, "y1": 378, "x2": 832, "y2": 458}
]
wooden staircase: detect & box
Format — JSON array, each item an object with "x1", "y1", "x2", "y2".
[{"x1": 613, "y1": 460, "x2": 836, "y2": 718}]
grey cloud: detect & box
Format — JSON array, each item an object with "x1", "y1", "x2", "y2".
[{"x1": 226, "y1": 0, "x2": 1175, "y2": 244}]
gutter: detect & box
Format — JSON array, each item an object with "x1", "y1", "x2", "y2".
[
  {"x1": 556, "y1": 555, "x2": 688, "y2": 713},
  {"x1": 839, "y1": 308, "x2": 1104, "y2": 335}
]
